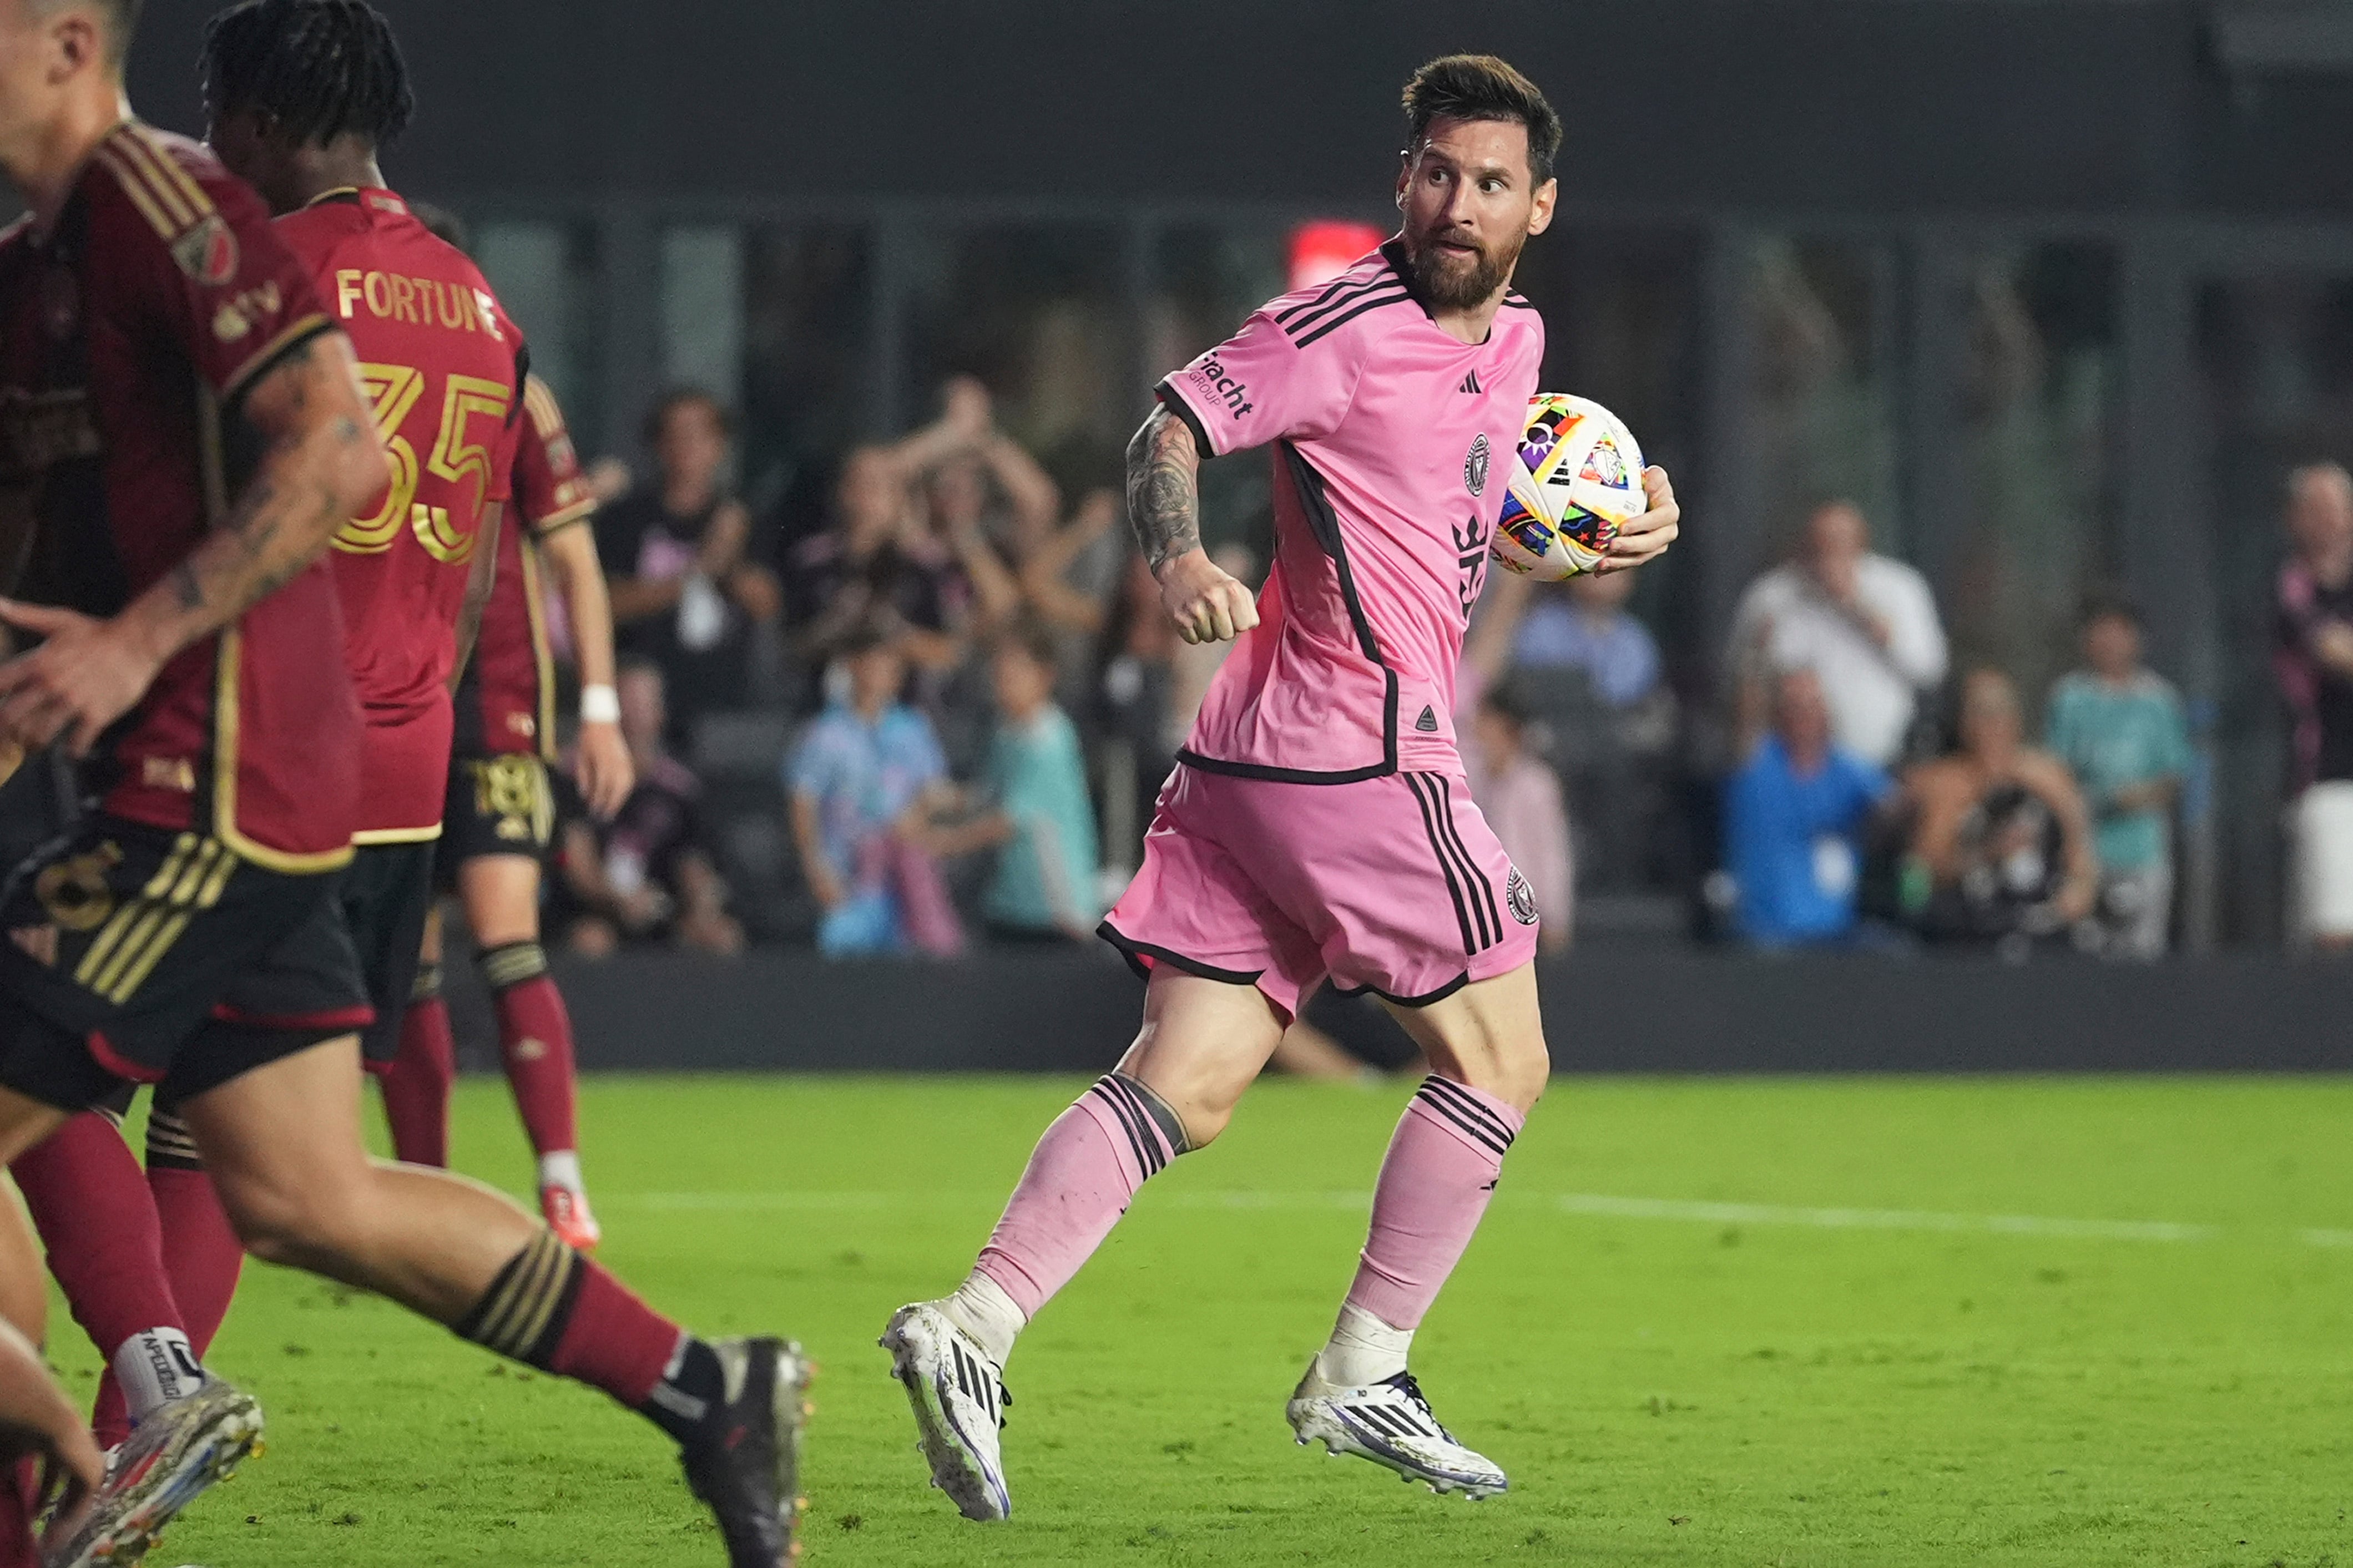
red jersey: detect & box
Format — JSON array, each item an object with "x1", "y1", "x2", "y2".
[
  {"x1": 0, "y1": 122, "x2": 358, "y2": 869},
  {"x1": 275, "y1": 187, "x2": 524, "y2": 841},
  {"x1": 456, "y1": 375, "x2": 594, "y2": 762}
]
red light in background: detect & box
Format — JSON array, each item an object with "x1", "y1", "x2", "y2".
[{"x1": 1287, "y1": 221, "x2": 1387, "y2": 291}]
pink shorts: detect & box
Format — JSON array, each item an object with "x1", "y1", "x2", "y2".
[{"x1": 1099, "y1": 764, "x2": 1541, "y2": 1021}]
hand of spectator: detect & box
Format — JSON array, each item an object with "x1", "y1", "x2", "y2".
[
  {"x1": 575, "y1": 719, "x2": 634, "y2": 821},
  {"x1": 805, "y1": 859, "x2": 847, "y2": 912},
  {"x1": 695, "y1": 500, "x2": 751, "y2": 579},
  {"x1": 1071, "y1": 488, "x2": 1120, "y2": 542},
  {"x1": 942, "y1": 376, "x2": 994, "y2": 443},
  {"x1": 1157, "y1": 547, "x2": 1260, "y2": 645},
  {"x1": 678, "y1": 907, "x2": 744, "y2": 958},
  {"x1": 617, "y1": 883, "x2": 671, "y2": 933},
  {"x1": 1598, "y1": 467, "x2": 1679, "y2": 575},
  {"x1": 2053, "y1": 876, "x2": 2098, "y2": 925},
  {"x1": 727, "y1": 562, "x2": 782, "y2": 624}
]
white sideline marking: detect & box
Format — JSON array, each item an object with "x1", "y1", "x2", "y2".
[
  {"x1": 613, "y1": 1189, "x2": 2351, "y2": 1246},
  {"x1": 1552, "y1": 1193, "x2": 2216, "y2": 1243}
]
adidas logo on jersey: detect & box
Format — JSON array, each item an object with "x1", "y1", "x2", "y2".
[{"x1": 1457, "y1": 371, "x2": 1481, "y2": 394}]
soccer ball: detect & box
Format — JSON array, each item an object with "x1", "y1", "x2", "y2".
[{"x1": 1489, "y1": 393, "x2": 1647, "y2": 581}]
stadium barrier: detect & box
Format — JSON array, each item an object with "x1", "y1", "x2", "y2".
[{"x1": 441, "y1": 948, "x2": 2353, "y2": 1074}]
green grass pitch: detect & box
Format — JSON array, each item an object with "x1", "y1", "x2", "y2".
[{"x1": 60, "y1": 1073, "x2": 2353, "y2": 1567}]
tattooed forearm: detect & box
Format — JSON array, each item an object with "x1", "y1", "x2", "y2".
[
  {"x1": 1125, "y1": 407, "x2": 1201, "y2": 574},
  {"x1": 111, "y1": 332, "x2": 385, "y2": 667}
]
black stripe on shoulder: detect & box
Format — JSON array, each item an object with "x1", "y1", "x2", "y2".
[
  {"x1": 1294, "y1": 289, "x2": 1413, "y2": 348},
  {"x1": 1274, "y1": 262, "x2": 1386, "y2": 326},
  {"x1": 1281, "y1": 274, "x2": 1403, "y2": 339},
  {"x1": 1501, "y1": 296, "x2": 1539, "y2": 310}
]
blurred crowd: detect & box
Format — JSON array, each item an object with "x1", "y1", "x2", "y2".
[{"x1": 536, "y1": 375, "x2": 2353, "y2": 969}]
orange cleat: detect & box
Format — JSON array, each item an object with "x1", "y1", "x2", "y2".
[{"x1": 541, "y1": 1185, "x2": 602, "y2": 1251}]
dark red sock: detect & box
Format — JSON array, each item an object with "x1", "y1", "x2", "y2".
[
  {"x1": 0, "y1": 1457, "x2": 37, "y2": 1568},
  {"x1": 452, "y1": 1230, "x2": 679, "y2": 1414},
  {"x1": 548, "y1": 1261, "x2": 680, "y2": 1408},
  {"x1": 144, "y1": 1109, "x2": 245, "y2": 1358},
  {"x1": 10, "y1": 1114, "x2": 183, "y2": 1357},
  {"x1": 484, "y1": 954, "x2": 580, "y2": 1159},
  {"x1": 381, "y1": 993, "x2": 456, "y2": 1167}
]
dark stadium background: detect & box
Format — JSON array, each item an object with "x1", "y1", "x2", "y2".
[{"x1": 108, "y1": 1, "x2": 2353, "y2": 1070}]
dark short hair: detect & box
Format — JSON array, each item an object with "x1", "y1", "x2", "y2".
[
  {"x1": 1401, "y1": 54, "x2": 1562, "y2": 186},
  {"x1": 837, "y1": 621, "x2": 897, "y2": 660},
  {"x1": 2078, "y1": 586, "x2": 2143, "y2": 630},
  {"x1": 408, "y1": 198, "x2": 468, "y2": 254},
  {"x1": 642, "y1": 388, "x2": 734, "y2": 449},
  {"x1": 202, "y1": 0, "x2": 413, "y2": 147}
]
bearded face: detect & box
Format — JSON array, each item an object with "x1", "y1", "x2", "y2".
[{"x1": 1405, "y1": 225, "x2": 1526, "y2": 311}]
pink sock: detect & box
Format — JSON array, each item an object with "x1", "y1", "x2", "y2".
[
  {"x1": 1345, "y1": 1076, "x2": 1524, "y2": 1330},
  {"x1": 973, "y1": 1075, "x2": 1182, "y2": 1317}
]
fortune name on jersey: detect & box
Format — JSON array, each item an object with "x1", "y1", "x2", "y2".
[{"x1": 332, "y1": 264, "x2": 504, "y2": 339}]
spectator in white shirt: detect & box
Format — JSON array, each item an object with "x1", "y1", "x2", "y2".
[{"x1": 1728, "y1": 500, "x2": 1948, "y2": 767}]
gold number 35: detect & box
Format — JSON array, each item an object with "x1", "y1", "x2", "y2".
[{"x1": 332, "y1": 362, "x2": 510, "y2": 564}]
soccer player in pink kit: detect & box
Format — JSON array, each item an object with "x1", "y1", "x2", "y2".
[{"x1": 883, "y1": 54, "x2": 1680, "y2": 1518}]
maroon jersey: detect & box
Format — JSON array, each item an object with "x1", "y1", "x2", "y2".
[
  {"x1": 457, "y1": 375, "x2": 594, "y2": 762},
  {"x1": 276, "y1": 187, "x2": 524, "y2": 841},
  {"x1": 0, "y1": 123, "x2": 358, "y2": 868}
]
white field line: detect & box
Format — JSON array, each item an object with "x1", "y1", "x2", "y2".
[{"x1": 612, "y1": 1189, "x2": 2346, "y2": 1247}]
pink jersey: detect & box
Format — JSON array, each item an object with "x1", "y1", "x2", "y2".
[{"x1": 1155, "y1": 241, "x2": 1544, "y2": 782}]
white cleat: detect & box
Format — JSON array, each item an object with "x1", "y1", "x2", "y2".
[
  {"x1": 879, "y1": 1302, "x2": 1013, "y2": 1521},
  {"x1": 1286, "y1": 1362, "x2": 1508, "y2": 1500},
  {"x1": 45, "y1": 1380, "x2": 264, "y2": 1568}
]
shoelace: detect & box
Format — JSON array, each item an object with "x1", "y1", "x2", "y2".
[{"x1": 1381, "y1": 1372, "x2": 1454, "y2": 1441}]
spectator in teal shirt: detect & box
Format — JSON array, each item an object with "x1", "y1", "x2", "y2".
[
  {"x1": 933, "y1": 626, "x2": 1103, "y2": 943},
  {"x1": 2043, "y1": 594, "x2": 2192, "y2": 958}
]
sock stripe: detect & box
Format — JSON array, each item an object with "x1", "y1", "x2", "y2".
[
  {"x1": 1416, "y1": 1076, "x2": 1517, "y2": 1150},
  {"x1": 479, "y1": 940, "x2": 550, "y2": 992},
  {"x1": 144, "y1": 1110, "x2": 203, "y2": 1170},
  {"x1": 1087, "y1": 1078, "x2": 1164, "y2": 1178},
  {"x1": 459, "y1": 1230, "x2": 583, "y2": 1364},
  {"x1": 1099, "y1": 1075, "x2": 1176, "y2": 1168},
  {"x1": 410, "y1": 961, "x2": 443, "y2": 1003},
  {"x1": 1413, "y1": 1085, "x2": 1511, "y2": 1159}
]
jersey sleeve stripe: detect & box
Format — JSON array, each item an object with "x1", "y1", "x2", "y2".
[
  {"x1": 523, "y1": 378, "x2": 567, "y2": 437},
  {"x1": 1281, "y1": 279, "x2": 1407, "y2": 341},
  {"x1": 105, "y1": 133, "x2": 195, "y2": 226},
  {"x1": 1271, "y1": 260, "x2": 1386, "y2": 326},
  {"x1": 528, "y1": 497, "x2": 595, "y2": 537},
  {"x1": 219, "y1": 312, "x2": 336, "y2": 406},
  {"x1": 125, "y1": 126, "x2": 216, "y2": 222},
  {"x1": 1152, "y1": 377, "x2": 1219, "y2": 459},
  {"x1": 1292, "y1": 289, "x2": 1413, "y2": 348},
  {"x1": 92, "y1": 145, "x2": 179, "y2": 239}
]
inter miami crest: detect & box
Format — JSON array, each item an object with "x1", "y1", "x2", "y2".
[
  {"x1": 1506, "y1": 867, "x2": 1539, "y2": 926},
  {"x1": 1463, "y1": 433, "x2": 1490, "y2": 497}
]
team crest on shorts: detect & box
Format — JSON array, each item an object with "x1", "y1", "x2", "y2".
[
  {"x1": 1506, "y1": 866, "x2": 1539, "y2": 926},
  {"x1": 1464, "y1": 433, "x2": 1490, "y2": 497}
]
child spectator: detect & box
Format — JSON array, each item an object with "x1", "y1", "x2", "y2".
[
  {"x1": 928, "y1": 626, "x2": 1104, "y2": 943},
  {"x1": 1723, "y1": 665, "x2": 1891, "y2": 946},
  {"x1": 1465, "y1": 681, "x2": 1572, "y2": 953},
  {"x1": 2044, "y1": 593, "x2": 2191, "y2": 958},
  {"x1": 786, "y1": 627, "x2": 965, "y2": 957},
  {"x1": 553, "y1": 659, "x2": 743, "y2": 957}
]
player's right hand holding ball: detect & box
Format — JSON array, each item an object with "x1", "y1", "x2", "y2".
[{"x1": 1158, "y1": 548, "x2": 1261, "y2": 645}]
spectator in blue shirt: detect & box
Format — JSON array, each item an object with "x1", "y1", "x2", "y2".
[
  {"x1": 2044, "y1": 593, "x2": 2192, "y2": 958},
  {"x1": 786, "y1": 626, "x2": 965, "y2": 956},
  {"x1": 1724, "y1": 666, "x2": 1892, "y2": 945},
  {"x1": 1509, "y1": 569, "x2": 1662, "y2": 709},
  {"x1": 929, "y1": 625, "x2": 1104, "y2": 943}
]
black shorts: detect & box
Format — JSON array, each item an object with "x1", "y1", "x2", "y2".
[
  {"x1": 436, "y1": 752, "x2": 554, "y2": 891},
  {"x1": 342, "y1": 840, "x2": 437, "y2": 1068},
  {"x1": 0, "y1": 816, "x2": 371, "y2": 1111}
]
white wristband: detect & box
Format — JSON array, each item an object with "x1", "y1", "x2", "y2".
[{"x1": 579, "y1": 684, "x2": 620, "y2": 724}]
